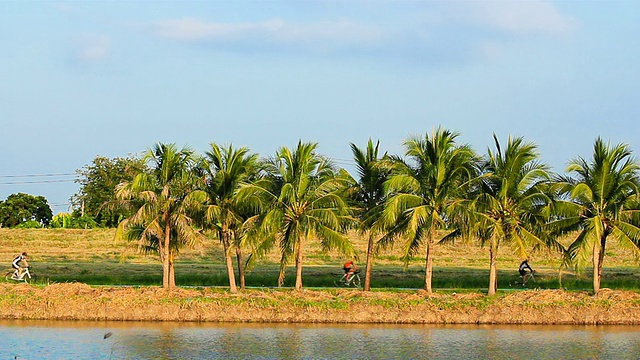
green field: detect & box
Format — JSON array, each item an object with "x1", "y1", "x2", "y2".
[{"x1": 1, "y1": 228, "x2": 639, "y2": 291}]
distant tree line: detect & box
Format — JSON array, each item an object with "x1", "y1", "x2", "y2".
[
  {"x1": 0, "y1": 193, "x2": 52, "y2": 228},
  {"x1": 3, "y1": 128, "x2": 640, "y2": 295}
]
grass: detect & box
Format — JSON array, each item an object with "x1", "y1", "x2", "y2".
[{"x1": 1, "y1": 228, "x2": 640, "y2": 291}]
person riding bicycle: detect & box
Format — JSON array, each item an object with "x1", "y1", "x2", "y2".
[
  {"x1": 343, "y1": 260, "x2": 359, "y2": 284},
  {"x1": 12, "y1": 252, "x2": 29, "y2": 279},
  {"x1": 519, "y1": 259, "x2": 534, "y2": 285}
]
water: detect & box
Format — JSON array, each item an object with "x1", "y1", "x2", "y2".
[{"x1": 2, "y1": 320, "x2": 640, "y2": 359}]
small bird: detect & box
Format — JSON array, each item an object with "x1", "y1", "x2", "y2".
[{"x1": 103, "y1": 332, "x2": 113, "y2": 339}]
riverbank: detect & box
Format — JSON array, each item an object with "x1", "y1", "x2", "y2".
[{"x1": 1, "y1": 283, "x2": 639, "y2": 325}]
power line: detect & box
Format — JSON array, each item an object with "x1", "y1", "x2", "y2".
[
  {"x1": 0, "y1": 161, "x2": 358, "y2": 184},
  {"x1": 0, "y1": 172, "x2": 76, "y2": 185},
  {"x1": 0, "y1": 179, "x2": 76, "y2": 185},
  {"x1": 0, "y1": 173, "x2": 76, "y2": 178},
  {"x1": 50, "y1": 203, "x2": 72, "y2": 208},
  {"x1": 327, "y1": 157, "x2": 354, "y2": 166}
]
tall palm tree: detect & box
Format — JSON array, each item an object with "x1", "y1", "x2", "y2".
[
  {"x1": 552, "y1": 138, "x2": 640, "y2": 293},
  {"x1": 238, "y1": 141, "x2": 355, "y2": 290},
  {"x1": 380, "y1": 128, "x2": 477, "y2": 294},
  {"x1": 349, "y1": 139, "x2": 389, "y2": 291},
  {"x1": 202, "y1": 143, "x2": 259, "y2": 293},
  {"x1": 472, "y1": 135, "x2": 554, "y2": 295},
  {"x1": 116, "y1": 143, "x2": 207, "y2": 289}
]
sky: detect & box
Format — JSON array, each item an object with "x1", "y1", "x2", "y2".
[{"x1": 1, "y1": 1, "x2": 639, "y2": 214}]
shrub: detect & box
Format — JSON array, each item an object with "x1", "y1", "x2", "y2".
[
  {"x1": 50, "y1": 213, "x2": 98, "y2": 229},
  {"x1": 14, "y1": 220, "x2": 43, "y2": 229}
]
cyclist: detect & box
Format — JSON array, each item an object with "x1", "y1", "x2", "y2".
[
  {"x1": 343, "y1": 260, "x2": 359, "y2": 284},
  {"x1": 519, "y1": 259, "x2": 534, "y2": 285},
  {"x1": 12, "y1": 252, "x2": 29, "y2": 279}
]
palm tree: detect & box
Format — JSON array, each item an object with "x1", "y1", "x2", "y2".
[
  {"x1": 349, "y1": 139, "x2": 389, "y2": 291},
  {"x1": 116, "y1": 143, "x2": 207, "y2": 289},
  {"x1": 552, "y1": 138, "x2": 640, "y2": 293},
  {"x1": 472, "y1": 135, "x2": 554, "y2": 295},
  {"x1": 202, "y1": 143, "x2": 259, "y2": 293},
  {"x1": 238, "y1": 141, "x2": 355, "y2": 290},
  {"x1": 380, "y1": 128, "x2": 477, "y2": 294}
]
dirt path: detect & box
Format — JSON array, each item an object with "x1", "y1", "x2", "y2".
[{"x1": 0, "y1": 283, "x2": 638, "y2": 325}]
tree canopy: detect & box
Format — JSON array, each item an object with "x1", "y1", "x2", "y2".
[
  {"x1": 552, "y1": 138, "x2": 640, "y2": 293},
  {"x1": 116, "y1": 143, "x2": 207, "y2": 289},
  {"x1": 7, "y1": 131, "x2": 640, "y2": 294},
  {"x1": 72, "y1": 155, "x2": 147, "y2": 227},
  {"x1": 0, "y1": 193, "x2": 53, "y2": 228}
]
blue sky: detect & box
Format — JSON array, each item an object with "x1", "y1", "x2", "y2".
[{"x1": 1, "y1": 1, "x2": 639, "y2": 214}]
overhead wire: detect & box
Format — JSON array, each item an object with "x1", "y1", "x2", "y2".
[
  {"x1": 0, "y1": 173, "x2": 76, "y2": 178},
  {"x1": 0, "y1": 179, "x2": 76, "y2": 185},
  {"x1": 0, "y1": 172, "x2": 76, "y2": 185},
  {"x1": 0, "y1": 159, "x2": 356, "y2": 186}
]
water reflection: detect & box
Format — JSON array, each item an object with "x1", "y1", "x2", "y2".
[{"x1": 2, "y1": 321, "x2": 640, "y2": 359}]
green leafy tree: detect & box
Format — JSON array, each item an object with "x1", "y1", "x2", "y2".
[
  {"x1": 116, "y1": 143, "x2": 207, "y2": 289},
  {"x1": 0, "y1": 193, "x2": 52, "y2": 227},
  {"x1": 552, "y1": 138, "x2": 640, "y2": 293},
  {"x1": 73, "y1": 155, "x2": 147, "y2": 227},
  {"x1": 202, "y1": 143, "x2": 259, "y2": 293},
  {"x1": 238, "y1": 141, "x2": 355, "y2": 290},
  {"x1": 472, "y1": 135, "x2": 555, "y2": 295},
  {"x1": 50, "y1": 212, "x2": 98, "y2": 229},
  {"x1": 349, "y1": 139, "x2": 390, "y2": 291},
  {"x1": 380, "y1": 128, "x2": 477, "y2": 293}
]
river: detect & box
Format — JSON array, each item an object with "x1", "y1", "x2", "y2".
[{"x1": 2, "y1": 320, "x2": 640, "y2": 359}]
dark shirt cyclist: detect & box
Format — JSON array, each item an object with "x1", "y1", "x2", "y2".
[
  {"x1": 12, "y1": 252, "x2": 29, "y2": 278},
  {"x1": 519, "y1": 259, "x2": 534, "y2": 284}
]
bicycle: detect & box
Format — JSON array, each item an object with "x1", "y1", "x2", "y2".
[
  {"x1": 5, "y1": 266, "x2": 33, "y2": 283},
  {"x1": 335, "y1": 270, "x2": 361, "y2": 288},
  {"x1": 510, "y1": 269, "x2": 535, "y2": 287}
]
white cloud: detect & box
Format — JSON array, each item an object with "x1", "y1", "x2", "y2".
[
  {"x1": 148, "y1": 1, "x2": 577, "y2": 64},
  {"x1": 154, "y1": 18, "x2": 282, "y2": 41},
  {"x1": 477, "y1": 40, "x2": 505, "y2": 61},
  {"x1": 462, "y1": 1, "x2": 578, "y2": 36},
  {"x1": 154, "y1": 18, "x2": 385, "y2": 49},
  {"x1": 77, "y1": 36, "x2": 111, "y2": 62}
]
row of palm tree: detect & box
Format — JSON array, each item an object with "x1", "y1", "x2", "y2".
[{"x1": 113, "y1": 128, "x2": 640, "y2": 294}]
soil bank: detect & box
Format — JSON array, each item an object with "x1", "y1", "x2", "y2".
[{"x1": 0, "y1": 283, "x2": 638, "y2": 325}]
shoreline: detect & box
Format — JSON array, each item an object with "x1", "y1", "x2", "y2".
[{"x1": 1, "y1": 283, "x2": 639, "y2": 325}]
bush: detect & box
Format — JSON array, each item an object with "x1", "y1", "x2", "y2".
[
  {"x1": 15, "y1": 220, "x2": 44, "y2": 229},
  {"x1": 50, "y1": 213, "x2": 99, "y2": 229}
]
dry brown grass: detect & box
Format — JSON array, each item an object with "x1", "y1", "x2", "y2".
[
  {"x1": 0, "y1": 228, "x2": 213, "y2": 264},
  {"x1": 0, "y1": 228, "x2": 587, "y2": 268},
  {"x1": 0, "y1": 282, "x2": 639, "y2": 324},
  {"x1": 1, "y1": 228, "x2": 639, "y2": 283}
]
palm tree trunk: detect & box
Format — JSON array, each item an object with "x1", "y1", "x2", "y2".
[
  {"x1": 168, "y1": 252, "x2": 176, "y2": 288},
  {"x1": 424, "y1": 239, "x2": 434, "y2": 294},
  {"x1": 295, "y1": 237, "x2": 304, "y2": 290},
  {"x1": 163, "y1": 220, "x2": 171, "y2": 289},
  {"x1": 236, "y1": 246, "x2": 245, "y2": 290},
  {"x1": 277, "y1": 263, "x2": 286, "y2": 287},
  {"x1": 595, "y1": 235, "x2": 607, "y2": 293},
  {"x1": 363, "y1": 232, "x2": 375, "y2": 291},
  {"x1": 158, "y1": 236, "x2": 168, "y2": 288},
  {"x1": 221, "y1": 229, "x2": 238, "y2": 294},
  {"x1": 592, "y1": 236, "x2": 601, "y2": 293},
  {"x1": 159, "y1": 248, "x2": 168, "y2": 289},
  {"x1": 598, "y1": 237, "x2": 606, "y2": 280},
  {"x1": 488, "y1": 241, "x2": 498, "y2": 295}
]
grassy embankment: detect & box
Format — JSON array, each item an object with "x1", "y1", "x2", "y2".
[
  {"x1": 1, "y1": 228, "x2": 639, "y2": 291},
  {"x1": 3, "y1": 229, "x2": 640, "y2": 324},
  {"x1": 2, "y1": 282, "x2": 640, "y2": 324}
]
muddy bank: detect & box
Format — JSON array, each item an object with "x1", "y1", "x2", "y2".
[{"x1": 0, "y1": 283, "x2": 638, "y2": 325}]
